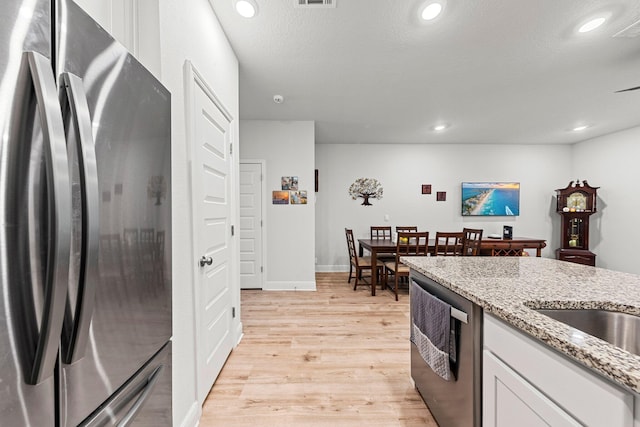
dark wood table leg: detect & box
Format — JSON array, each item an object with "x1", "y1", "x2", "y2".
[
  {"x1": 371, "y1": 247, "x2": 377, "y2": 296},
  {"x1": 359, "y1": 243, "x2": 364, "y2": 257}
]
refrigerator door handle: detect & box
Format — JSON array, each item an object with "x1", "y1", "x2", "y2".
[
  {"x1": 23, "y1": 51, "x2": 72, "y2": 384},
  {"x1": 80, "y1": 364, "x2": 164, "y2": 427},
  {"x1": 116, "y1": 365, "x2": 163, "y2": 427},
  {"x1": 59, "y1": 72, "x2": 100, "y2": 364}
]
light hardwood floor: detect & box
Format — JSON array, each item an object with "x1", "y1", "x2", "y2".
[{"x1": 200, "y1": 272, "x2": 437, "y2": 426}]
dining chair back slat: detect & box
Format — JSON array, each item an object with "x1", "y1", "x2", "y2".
[
  {"x1": 370, "y1": 226, "x2": 392, "y2": 240},
  {"x1": 369, "y1": 225, "x2": 395, "y2": 262},
  {"x1": 435, "y1": 231, "x2": 464, "y2": 256},
  {"x1": 395, "y1": 226, "x2": 417, "y2": 240},
  {"x1": 462, "y1": 228, "x2": 483, "y2": 256},
  {"x1": 395, "y1": 231, "x2": 429, "y2": 258},
  {"x1": 395, "y1": 226, "x2": 417, "y2": 233}
]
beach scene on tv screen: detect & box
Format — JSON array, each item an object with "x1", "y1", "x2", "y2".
[{"x1": 462, "y1": 182, "x2": 520, "y2": 216}]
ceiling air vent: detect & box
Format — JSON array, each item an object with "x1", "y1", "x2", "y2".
[
  {"x1": 613, "y1": 18, "x2": 640, "y2": 38},
  {"x1": 294, "y1": 0, "x2": 336, "y2": 8}
]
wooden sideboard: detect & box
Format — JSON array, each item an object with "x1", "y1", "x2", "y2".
[{"x1": 480, "y1": 237, "x2": 546, "y2": 257}]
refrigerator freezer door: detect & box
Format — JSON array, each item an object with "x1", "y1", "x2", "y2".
[
  {"x1": 79, "y1": 342, "x2": 172, "y2": 427},
  {"x1": 56, "y1": 1, "x2": 172, "y2": 426}
]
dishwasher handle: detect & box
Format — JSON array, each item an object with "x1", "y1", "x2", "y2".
[{"x1": 451, "y1": 307, "x2": 468, "y2": 324}]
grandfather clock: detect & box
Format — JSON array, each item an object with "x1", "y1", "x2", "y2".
[{"x1": 555, "y1": 180, "x2": 599, "y2": 266}]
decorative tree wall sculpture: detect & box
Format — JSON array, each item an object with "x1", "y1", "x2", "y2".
[{"x1": 348, "y1": 178, "x2": 383, "y2": 206}]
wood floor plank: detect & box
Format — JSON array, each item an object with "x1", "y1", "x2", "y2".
[{"x1": 200, "y1": 272, "x2": 437, "y2": 426}]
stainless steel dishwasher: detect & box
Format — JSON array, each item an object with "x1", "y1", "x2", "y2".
[{"x1": 410, "y1": 271, "x2": 483, "y2": 427}]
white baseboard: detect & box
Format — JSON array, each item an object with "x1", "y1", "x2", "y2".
[
  {"x1": 234, "y1": 322, "x2": 244, "y2": 347},
  {"x1": 316, "y1": 264, "x2": 350, "y2": 272},
  {"x1": 264, "y1": 280, "x2": 316, "y2": 291},
  {"x1": 178, "y1": 400, "x2": 201, "y2": 427}
]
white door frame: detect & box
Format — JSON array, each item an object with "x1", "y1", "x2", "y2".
[
  {"x1": 239, "y1": 159, "x2": 267, "y2": 289},
  {"x1": 184, "y1": 60, "x2": 238, "y2": 406}
]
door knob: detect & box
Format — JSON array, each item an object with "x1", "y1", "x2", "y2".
[{"x1": 199, "y1": 256, "x2": 213, "y2": 267}]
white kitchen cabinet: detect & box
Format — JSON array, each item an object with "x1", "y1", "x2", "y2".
[
  {"x1": 483, "y1": 314, "x2": 634, "y2": 427},
  {"x1": 484, "y1": 350, "x2": 581, "y2": 426}
]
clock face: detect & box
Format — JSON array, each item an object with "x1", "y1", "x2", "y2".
[{"x1": 567, "y1": 192, "x2": 587, "y2": 210}]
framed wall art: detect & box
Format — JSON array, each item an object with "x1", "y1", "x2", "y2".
[
  {"x1": 461, "y1": 182, "x2": 520, "y2": 216},
  {"x1": 290, "y1": 190, "x2": 308, "y2": 204},
  {"x1": 272, "y1": 190, "x2": 290, "y2": 204},
  {"x1": 281, "y1": 176, "x2": 298, "y2": 191}
]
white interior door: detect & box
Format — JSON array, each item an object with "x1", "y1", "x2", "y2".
[
  {"x1": 239, "y1": 162, "x2": 264, "y2": 289},
  {"x1": 188, "y1": 66, "x2": 234, "y2": 405}
]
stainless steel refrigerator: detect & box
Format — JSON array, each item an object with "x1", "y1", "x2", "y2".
[{"x1": 0, "y1": 0, "x2": 172, "y2": 425}]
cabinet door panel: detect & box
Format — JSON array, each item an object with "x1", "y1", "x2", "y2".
[{"x1": 483, "y1": 350, "x2": 581, "y2": 427}]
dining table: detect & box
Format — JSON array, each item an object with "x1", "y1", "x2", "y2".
[{"x1": 358, "y1": 236, "x2": 547, "y2": 296}]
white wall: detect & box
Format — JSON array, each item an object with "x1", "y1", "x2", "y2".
[
  {"x1": 240, "y1": 121, "x2": 316, "y2": 290},
  {"x1": 315, "y1": 143, "x2": 572, "y2": 270},
  {"x1": 158, "y1": 2, "x2": 240, "y2": 426},
  {"x1": 572, "y1": 126, "x2": 640, "y2": 274}
]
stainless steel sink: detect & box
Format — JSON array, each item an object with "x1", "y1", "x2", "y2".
[{"x1": 534, "y1": 309, "x2": 640, "y2": 357}]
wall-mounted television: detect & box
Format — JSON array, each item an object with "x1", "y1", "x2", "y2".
[{"x1": 462, "y1": 182, "x2": 520, "y2": 216}]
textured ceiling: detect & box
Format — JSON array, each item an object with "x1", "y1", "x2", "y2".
[{"x1": 210, "y1": 0, "x2": 640, "y2": 144}]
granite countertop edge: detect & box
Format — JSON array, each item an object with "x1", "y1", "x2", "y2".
[{"x1": 401, "y1": 256, "x2": 640, "y2": 394}]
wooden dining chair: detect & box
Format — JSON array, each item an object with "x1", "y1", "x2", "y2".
[
  {"x1": 345, "y1": 228, "x2": 382, "y2": 290},
  {"x1": 395, "y1": 226, "x2": 417, "y2": 239},
  {"x1": 435, "y1": 231, "x2": 464, "y2": 256},
  {"x1": 462, "y1": 228, "x2": 483, "y2": 256},
  {"x1": 370, "y1": 226, "x2": 392, "y2": 240},
  {"x1": 383, "y1": 231, "x2": 429, "y2": 300},
  {"x1": 395, "y1": 226, "x2": 419, "y2": 255},
  {"x1": 369, "y1": 225, "x2": 394, "y2": 264}
]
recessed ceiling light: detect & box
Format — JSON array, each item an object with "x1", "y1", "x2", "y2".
[
  {"x1": 432, "y1": 123, "x2": 448, "y2": 131},
  {"x1": 235, "y1": 0, "x2": 258, "y2": 18},
  {"x1": 572, "y1": 125, "x2": 589, "y2": 132},
  {"x1": 578, "y1": 17, "x2": 606, "y2": 33},
  {"x1": 421, "y1": 2, "x2": 443, "y2": 21}
]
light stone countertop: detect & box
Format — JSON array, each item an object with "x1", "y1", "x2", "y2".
[{"x1": 401, "y1": 256, "x2": 640, "y2": 394}]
